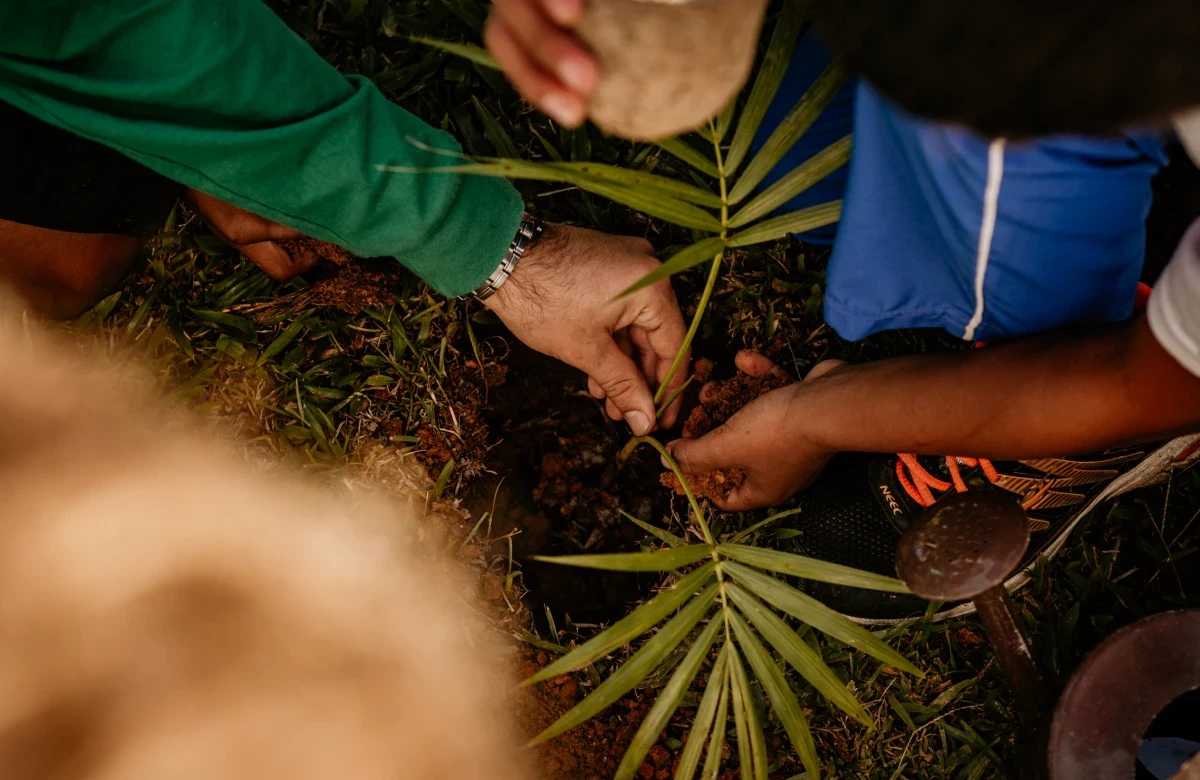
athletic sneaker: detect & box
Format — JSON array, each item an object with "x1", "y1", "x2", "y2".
[{"x1": 789, "y1": 434, "x2": 1200, "y2": 625}]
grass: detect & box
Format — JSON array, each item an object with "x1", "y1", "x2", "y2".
[{"x1": 63, "y1": 1, "x2": 1199, "y2": 778}]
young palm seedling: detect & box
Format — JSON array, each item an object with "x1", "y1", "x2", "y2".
[
  {"x1": 526, "y1": 438, "x2": 921, "y2": 780},
  {"x1": 403, "y1": 4, "x2": 924, "y2": 777}
]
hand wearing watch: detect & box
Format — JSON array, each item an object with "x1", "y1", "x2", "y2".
[{"x1": 469, "y1": 212, "x2": 545, "y2": 302}]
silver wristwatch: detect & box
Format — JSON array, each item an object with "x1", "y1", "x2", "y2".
[{"x1": 469, "y1": 212, "x2": 545, "y2": 302}]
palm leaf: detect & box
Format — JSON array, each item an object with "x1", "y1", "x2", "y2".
[
  {"x1": 548, "y1": 161, "x2": 723, "y2": 207},
  {"x1": 725, "y1": 583, "x2": 871, "y2": 727},
  {"x1": 674, "y1": 645, "x2": 730, "y2": 780},
  {"x1": 727, "y1": 508, "x2": 804, "y2": 545},
  {"x1": 529, "y1": 583, "x2": 719, "y2": 745},
  {"x1": 729, "y1": 135, "x2": 851, "y2": 228},
  {"x1": 729, "y1": 611, "x2": 821, "y2": 779},
  {"x1": 532, "y1": 544, "x2": 712, "y2": 572},
  {"x1": 378, "y1": 159, "x2": 722, "y2": 232},
  {"x1": 724, "y1": 0, "x2": 810, "y2": 175},
  {"x1": 616, "y1": 617, "x2": 725, "y2": 780},
  {"x1": 724, "y1": 562, "x2": 922, "y2": 676},
  {"x1": 621, "y1": 510, "x2": 685, "y2": 548},
  {"x1": 701, "y1": 668, "x2": 731, "y2": 780},
  {"x1": 656, "y1": 138, "x2": 721, "y2": 178},
  {"x1": 729, "y1": 61, "x2": 849, "y2": 204},
  {"x1": 728, "y1": 645, "x2": 769, "y2": 780},
  {"x1": 410, "y1": 35, "x2": 498, "y2": 69},
  {"x1": 616, "y1": 238, "x2": 726, "y2": 298},
  {"x1": 726, "y1": 200, "x2": 841, "y2": 247},
  {"x1": 577, "y1": 177, "x2": 723, "y2": 231},
  {"x1": 525, "y1": 562, "x2": 717, "y2": 685},
  {"x1": 718, "y1": 543, "x2": 910, "y2": 593},
  {"x1": 713, "y1": 99, "x2": 737, "y2": 144}
]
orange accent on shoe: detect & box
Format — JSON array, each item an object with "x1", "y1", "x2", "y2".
[
  {"x1": 1135, "y1": 282, "x2": 1153, "y2": 313},
  {"x1": 896, "y1": 454, "x2": 1002, "y2": 508}
]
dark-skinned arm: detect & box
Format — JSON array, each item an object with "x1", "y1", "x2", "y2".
[{"x1": 669, "y1": 316, "x2": 1200, "y2": 510}]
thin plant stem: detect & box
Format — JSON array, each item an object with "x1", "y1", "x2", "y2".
[
  {"x1": 652, "y1": 119, "x2": 730, "y2": 410},
  {"x1": 654, "y1": 374, "x2": 694, "y2": 419},
  {"x1": 653, "y1": 251, "x2": 723, "y2": 409},
  {"x1": 622, "y1": 436, "x2": 714, "y2": 545}
]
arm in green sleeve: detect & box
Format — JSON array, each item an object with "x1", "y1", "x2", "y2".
[{"x1": 0, "y1": 0, "x2": 523, "y2": 297}]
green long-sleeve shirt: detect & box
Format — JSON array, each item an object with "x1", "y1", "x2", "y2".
[{"x1": 0, "y1": 0, "x2": 523, "y2": 297}]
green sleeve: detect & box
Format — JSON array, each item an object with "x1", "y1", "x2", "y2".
[{"x1": 0, "y1": 0, "x2": 523, "y2": 297}]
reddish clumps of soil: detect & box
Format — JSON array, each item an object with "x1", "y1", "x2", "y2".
[
  {"x1": 662, "y1": 365, "x2": 794, "y2": 503},
  {"x1": 681, "y1": 369, "x2": 793, "y2": 439},
  {"x1": 410, "y1": 362, "x2": 508, "y2": 482},
  {"x1": 277, "y1": 236, "x2": 354, "y2": 266},
  {"x1": 534, "y1": 433, "x2": 622, "y2": 539},
  {"x1": 300, "y1": 260, "x2": 403, "y2": 314},
  {"x1": 950, "y1": 626, "x2": 985, "y2": 650},
  {"x1": 660, "y1": 467, "x2": 746, "y2": 503},
  {"x1": 515, "y1": 647, "x2": 653, "y2": 780}
]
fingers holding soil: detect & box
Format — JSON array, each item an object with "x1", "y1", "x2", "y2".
[
  {"x1": 660, "y1": 360, "x2": 796, "y2": 503},
  {"x1": 733, "y1": 348, "x2": 789, "y2": 379}
]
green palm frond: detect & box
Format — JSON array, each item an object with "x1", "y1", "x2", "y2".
[
  {"x1": 412, "y1": 11, "x2": 922, "y2": 780},
  {"x1": 523, "y1": 442, "x2": 922, "y2": 779}
]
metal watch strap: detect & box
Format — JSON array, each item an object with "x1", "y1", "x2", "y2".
[{"x1": 470, "y1": 213, "x2": 544, "y2": 302}]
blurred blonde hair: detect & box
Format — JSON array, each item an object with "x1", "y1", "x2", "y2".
[{"x1": 0, "y1": 297, "x2": 525, "y2": 780}]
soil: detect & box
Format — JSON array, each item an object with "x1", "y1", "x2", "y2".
[
  {"x1": 660, "y1": 366, "x2": 795, "y2": 502},
  {"x1": 299, "y1": 258, "x2": 403, "y2": 314},
  {"x1": 515, "y1": 647, "x2": 652, "y2": 780},
  {"x1": 277, "y1": 236, "x2": 355, "y2": 266},
  {"x1": 404, "y1": 360, "x2": 509, "y2": 484},
  {"x1": 470, "y1": 337, "x2": 668, "y2": 626}
]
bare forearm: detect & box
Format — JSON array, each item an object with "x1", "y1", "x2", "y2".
[{"x1": 793, "y1": 316, "x2": 1200, "y2": 460}]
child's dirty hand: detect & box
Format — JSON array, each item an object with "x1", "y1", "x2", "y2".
[
  {"x1": 485, "y1": 0, "x2": 597, "y2": 127},
  {"x1": 667, "y1": 351, "x2": 846, "y2": 511}
]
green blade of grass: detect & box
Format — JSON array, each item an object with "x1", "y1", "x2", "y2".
[
  {"x1": 726, "y1": 200, "x2": 842, "y2": 247},
  {"x1": 529, "y1": 582, "x2": 719, "y2": 745},
  {"x1": 621, "y1": 509, "x2": 685, "y2": 548},
  {"x1": 728, "y1": 644, "x2": 769, "y2": 780},
  {"x1": 616, "y1": 238, "x2": 726, "y2": 298},
  {"x1": 432, "y1": 458, "x2": 455, "y2": 500},
  {"x1": 674, "y1": 645, "x2": 730, "y2": 780},
  {"x1": 701, "y1": 669, "x2": 731, "y2": 780},
  {"x1": 723, "y1": 562, "x2": 922, "y2": 676},
  {"x1": 548, "y1": 161, "x2": 723, "y2": 207},
  {"x1": 725, "y1": 0, "x2": 810, "y2": 175},
  {"x1": 616, "y1": 617, "x2": 725, "y2": 780},
  {"x1": 656, "y1": 137, "x2": 721, "y2": 178},
  {"x1": 472, "y1": 96, "x2": 520, "y2": 159},
  {"x1": 718, "y1": 543, "x2": 911, "y2": 593},
  {"x1": 726, "y1": 582, "x2": 871, "y2": 727},
  {"x1": 532, "y1": 543, "x2": 712, "y2": 572},
  {"x1": 729, "y1": 611, "x2": 821, "y2": 780},
  {"x1": 410, "y1": 35, "x2": 498, "y2": 69},
  {"x1": 258, "y1": 315, "x2": 310, "y2": 365},
  {"x1": 524, "y1": 563, "x2": 717, "y2": 685},
  {"x1": 729, "y1": 60, "x2": 849, "y2": 204},
  {"x1": 729, "y1": 134, "x2": 851, "y2": 228}
]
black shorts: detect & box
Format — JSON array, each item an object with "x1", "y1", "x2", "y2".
[{"x1": 0, "y1": 101, "x2": 181, "y2": 235}]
